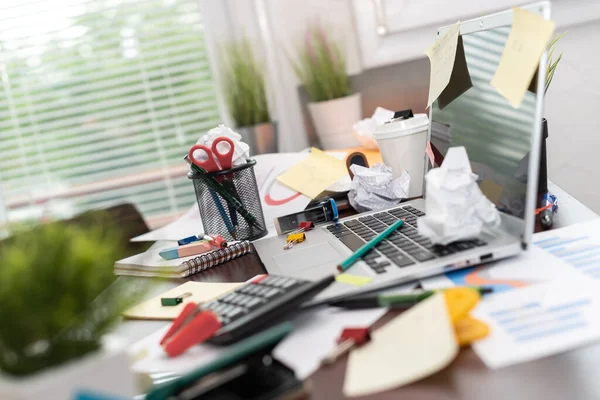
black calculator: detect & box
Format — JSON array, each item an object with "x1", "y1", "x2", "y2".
[{"x1": 202, "y1": 274, "x2": 335, "y2": 345}]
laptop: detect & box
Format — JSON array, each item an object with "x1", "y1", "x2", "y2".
[{"x1": 254, "y1": 2, "x2": 550, "y2": 304}]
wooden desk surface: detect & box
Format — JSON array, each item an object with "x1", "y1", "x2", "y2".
[{"x1": 116, "y1": 180, "x2": 600, "y2": 398}]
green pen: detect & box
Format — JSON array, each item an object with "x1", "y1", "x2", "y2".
[
  {"x1": 337, "y1": 219, "x2": 404, "y2": 272},
  {"x1": 328, "y1": 287, "x2": 494, "y2": 310}
]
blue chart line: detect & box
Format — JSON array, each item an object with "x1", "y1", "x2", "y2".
[
  {"x1": 489, "y1": 298, "x2": 590, "y2": 343},
  {"x1": 534, "y1": 235, "x2": 600, "y2": 280}
]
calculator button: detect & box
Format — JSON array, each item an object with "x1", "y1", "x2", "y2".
[
  {"x1": 211, "y1": 303, "x2": 229, "y2": 315},
  {"x1": 280, "y1": 279, "x2": 299, "y2": 289},
  {"x1": 262, "y1": 277, "x2": 283, "y2": 287},
  {"x1": 202, "y1": 301, "x2": 218, "y2": 310},
  {"x1": 220, "y1": 304, "x2": 234, "y2": 316},
  {"x1": 244, "y1": 297, "x2": 265, "y2": 310},
  {"x1": 220, "y1": 293, "x2": 237, "y2": 302},
  {"x1": 244, "y1": 285, "x2": 261, "y2": 295},
  {"x1": 228, "y1": 294, "x2": 246, "y2": 305},
  {"x1": 254, "y1": 286, "x2": 270, "y2": 296},
  {"x1": 226, "y1": 306, "x2": 246, "y2": 320},
  {"x1": 262, "y1": 288, "x2": 282, "y2": 299}
]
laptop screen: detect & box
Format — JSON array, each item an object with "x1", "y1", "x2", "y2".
[{"x1": 430, "y1": 25, "x2": 539, "y2": 220}]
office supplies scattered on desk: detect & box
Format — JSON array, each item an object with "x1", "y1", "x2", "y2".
[
  {"x1": 347, "y1": 163, "x2": 410, "y2": 213},
  {"x1": 146, "y1": 323, "x2": 303, "y2": 400},
  {"x1": 337, "y1": 219, "x2": 404, "y2": 272},
  {"x1": 418, "y1": 146, "x2": 501, "y2": 245},
  {"x1": 277, "y1": 147, "x2": 349, "y2": 199},
  {"x1": 344, "y1": 293, "x2": 458, "y2": 397},
  {"x1": 344, "y1": 289, "x2": 487, "y2": 396},
  {"x1": 161, "y1": 275, "x2": 335, "y2": 356},
  {"x1": 123, "y1": 281, "x2": 244, "y2": 320},
  {"x1": 114, "y1": 240, "x2": 251, "y2": 278}
]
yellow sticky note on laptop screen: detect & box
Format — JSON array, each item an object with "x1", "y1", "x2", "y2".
[
  {"x1": 425, "y1": 21, "x2": 460, "y2": 108},
  {"x1": 277, "y1": 148, "x2": 348, "y2": 199},
  {"x1": 491, "y1": 7, "x2": 555, "y2": 107}
]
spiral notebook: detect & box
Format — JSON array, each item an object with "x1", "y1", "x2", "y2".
[{"x1": 114, "y1": 240, "x2": 251, "y2": 278}]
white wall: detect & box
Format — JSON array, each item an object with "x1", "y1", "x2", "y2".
[{"x1": 545, "y1": 20, "x2": 600, "y2": 213}]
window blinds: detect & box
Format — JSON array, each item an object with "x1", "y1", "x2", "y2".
[{"x1": 0, "y1": 0, "x2": 221, "y2": 227}]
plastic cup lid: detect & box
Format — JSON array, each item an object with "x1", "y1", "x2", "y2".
[{"x1": 373, "y1": 113, "x2": 430, "y2": 140}]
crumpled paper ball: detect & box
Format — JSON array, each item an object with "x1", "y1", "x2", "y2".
[
  {"x1": 348, "y1": 163, "x2": 410, "y2": 213},
  {"x1": 418, "y1": 146, "x2": 501, "y2": 245},
  {"x1": 196, "y1": 124, "x2": 250, "y2": 166}
]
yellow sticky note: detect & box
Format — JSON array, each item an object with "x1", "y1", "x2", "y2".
[
  {"x1": 277, "y1": 148, "x2": 348, "y2": 199},
  {"x1": 425, "y1": 21, "x2": 460, "y2": 108},
  {"x1": 122, "y1": 281, "x2": 243, "y2": 320},
  {"x1": 491, "y1": 8, "x2": 555, "y2": 107},
  {"x1": 335, "y1": 274, "x2": 373, "y2": 287}
]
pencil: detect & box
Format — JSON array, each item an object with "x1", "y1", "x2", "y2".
[{"x1": 337, "y1": 219, "x2": 404, "y2": 272}]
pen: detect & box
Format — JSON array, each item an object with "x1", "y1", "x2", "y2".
[
  {"x1": 328, "y1": 287, "x2": 494, "y2": 310},
  {"x1": 185, "y1": 156, "x2": 262, "y2": 230},
  {"x1": 337, "y1": 219, "x2": 404, "y2": 272}
]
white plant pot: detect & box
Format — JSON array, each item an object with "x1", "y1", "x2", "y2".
[
  {"x1": 0, "y1": 336, "x2": 136, "y2": 400},
  {"x1": 307, "y1": 93, "x2": 362, "y2": 150}
]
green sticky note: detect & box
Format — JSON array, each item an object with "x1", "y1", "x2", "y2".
[{"x1": 335, "y1": 274, "x2": 373, "y2": 287}]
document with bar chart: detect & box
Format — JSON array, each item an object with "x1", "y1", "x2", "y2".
[
  {"x1": 533, "y1": 219, "x2": 600, "y2": 281},
  {"x1": 472, "y1": 279, "x2": 600, "y2": 369}
]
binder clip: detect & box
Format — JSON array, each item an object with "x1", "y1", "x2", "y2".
[{"x1": 283, "y1": 221, "x2": 314, "y2": 250}]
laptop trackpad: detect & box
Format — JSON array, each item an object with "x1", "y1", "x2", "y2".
[{"x1": 273, "y1": 242, "x2": 342, "y2": 278}]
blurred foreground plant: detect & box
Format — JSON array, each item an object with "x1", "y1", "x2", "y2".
[{"x1": 0, "y1": 218, "x2": 149, "y2": 377}]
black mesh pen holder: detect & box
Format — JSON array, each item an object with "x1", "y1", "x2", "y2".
[{"x1": 189, "y1": 159, "x2": 267, "y2": 242}]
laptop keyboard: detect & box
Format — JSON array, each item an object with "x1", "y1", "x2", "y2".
[{"x1": 326, "y1": 205, "x2": 487, "y2": 274}]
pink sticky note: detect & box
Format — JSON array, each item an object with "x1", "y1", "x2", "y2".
[{"x1": 426, "y1": 141, "x2": 435, "y2": 167}]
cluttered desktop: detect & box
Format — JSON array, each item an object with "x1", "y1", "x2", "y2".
[{"x1": 7, "y1": 2, "x2": 600, "y2": 400}]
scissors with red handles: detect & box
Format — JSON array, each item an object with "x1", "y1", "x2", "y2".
[{"x1": 188, "y1": 136, "x2": 235, "y2": 173}]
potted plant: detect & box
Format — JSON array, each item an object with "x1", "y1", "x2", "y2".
[
  {"x1": 292, "y1": 23, "x2": 361, "y2": 150},
  {"x1": 221, "y1": 38, "x2": 277, "y2": 155},
  {"x1": 0, "y1": 219, "x2": 148, "y2": 399},
  {"x1": 537, "y1": 32, "x2": 565, "y2": 197}
]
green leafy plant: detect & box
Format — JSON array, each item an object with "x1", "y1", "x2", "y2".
[
  {"x1": 545, "y1": 32, "x2": 565, "y2": 94},
  {"x1": 221, "y1": 38, "x2": 271, "y2": 127},
  {"x1": 291, "y1": 23, "x2": 352, "y2": 103},
  {"x1": 0, "y1": 219, "x2": 149, "y2": 377}
]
